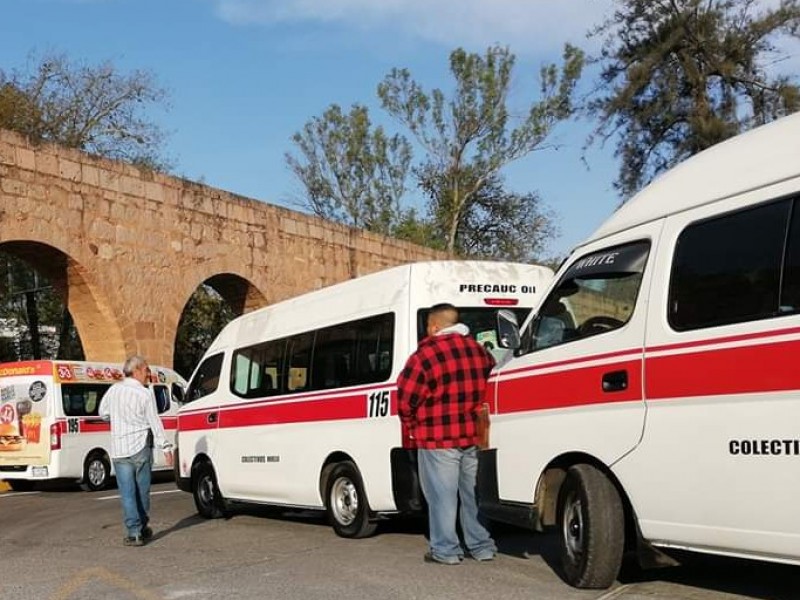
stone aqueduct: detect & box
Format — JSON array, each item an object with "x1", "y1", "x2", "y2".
[{"x1": 0, "y1": 128, "x2": 443, "y2": 367}]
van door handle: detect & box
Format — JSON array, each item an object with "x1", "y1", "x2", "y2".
[
  {"x1": 602, "y1": 370, "x2": 628, "y2": 392},
  {"x1": 207, "y1": 412, "x2": 218, "y2": 424}
]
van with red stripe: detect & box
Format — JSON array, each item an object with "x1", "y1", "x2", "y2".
[
  {"x1": 174, "y1": 260, "x2": 553, "y2": 537},
  {"x1": 481, "y1": 113, "x2": 800, "y2": 588},
  {"x1": 0, "y1": 360, "x2": 186, "y2": 491}
]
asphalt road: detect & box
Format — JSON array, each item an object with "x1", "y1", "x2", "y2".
[{"x1": 1, "y1": 479, "x2": 798, "y2": 600}]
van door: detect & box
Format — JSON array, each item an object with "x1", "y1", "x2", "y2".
[
  {"x1": 490, "y1": 225, "x2": 660, "y2": 505},
  {"x1": 178, "y1": 352, "x2": 224, "y2": 483},
  {"x1": 631, "y1": 189, "x2": 800, "y2": 558}
]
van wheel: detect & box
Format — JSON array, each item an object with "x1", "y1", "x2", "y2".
[
  {"x1": 81, "y1": 453, "x2": 111, "y2": 491},
  {"x1": 192, "y1": 461, "x2": 226, "y2": 519},
  {"x1": 557, "y1": 463, "x2": 624, "y2": 589},
  {"x1": 325, "y1": 461, "x2": 377, "y2": 538},
  {"x1": 8, "y1": 480, "x2": 35, "y2": 492}
]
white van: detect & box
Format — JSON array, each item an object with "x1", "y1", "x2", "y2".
[
  {"x1": 482, "y1": 112, "x2": 800, "y2": 588},
  {"x1": 0, "y1": 360, "x2": 186, "y2": 491},
  {"x1": 175, "y1": 260, "x2": 553, "y2": 537}
]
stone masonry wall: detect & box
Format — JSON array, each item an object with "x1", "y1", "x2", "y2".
[{"x1": 0, "y1": 128, "x2": 446, "y2": 366}]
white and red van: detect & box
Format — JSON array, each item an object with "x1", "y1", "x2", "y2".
[
  {"x1": 175, "y1": 260, "x2": 553, "y2": 537},
  {"x1": 481, "y1": 112, "x2": 800, "y2": 588},
  {"x1": 0, "y1": 360, "x2": 186, "y2": 491}
]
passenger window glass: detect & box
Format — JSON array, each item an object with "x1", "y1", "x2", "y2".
[
  {"x1": 527, "y1": 242, "x2": 650, "y2": 352},
  {"x1": 781, "y1": 199, "x2": 800, "y2": 314},
  {"x1": 61, "y1": 384, "x2": 109, "y2": 416},
  {"x1": 185, "y1": 353, "x2": 224, "y2": 402},
  {"x1": 232, "y1": 340, "x2": 285, "y2": 398},
  {"x1": 669, "y1": 200, "x2": 790, "y2": 330},
  {"x1": 153, "y1": 385, "x2": 170, "y2": 414},
  {"x1": 354, "y1": 315, "x2": 394, "y2": 384},
  {"x1": 287, "y1": 332, "x2": 314, "y2": 392}
]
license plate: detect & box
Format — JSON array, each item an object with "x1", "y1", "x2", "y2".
[{"x1": 31, "y1": 466, "x2": 48, "y2": 478}]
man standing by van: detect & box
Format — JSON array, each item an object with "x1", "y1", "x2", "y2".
[
  {"x1": 99, "y1": 355, "x2": 173, "y2": 546},
  {"x1": 397, "y1": 303, "x2": 497, "y2": 565}
]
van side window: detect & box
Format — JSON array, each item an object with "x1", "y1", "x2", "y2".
[
  {"x1": 781, "y1": 200, "x2": 800, "y2": 313},
  {"x1": 669, "y1": 199, "x2": 791, "y2": 330},
  {"x1": 185, "y1": 353, "x2": 224, "y2": 402},
  {"x1": 526, "y1": 241, "x2": 650, "y2": 352},
  {"x1": 287, "y1": 332, "x2": 314, "y2": 392},
  {"x1": 61, "y1": 384, "x2": 109, "y2": 416},
  {"x1": 153, "y1": 385, "x2": 170, "y2": 414},
  {"x1": 230, "y1": 313, "x2": 395, "y2": 398}
]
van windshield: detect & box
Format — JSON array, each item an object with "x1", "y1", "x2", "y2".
[{"x1": 416, "y1": 307, "x2": 532, "y2": 363}]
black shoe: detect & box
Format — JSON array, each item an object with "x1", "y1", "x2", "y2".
[
  {"x1": 141, "y1": 526, "x2": 153, "y2": 540},
  {"x1": 123, "y1": 535, "x2": 145, "y2": 547},
  {"x1": 423, "y1": 552, "x2": 461, "y2": 565}
]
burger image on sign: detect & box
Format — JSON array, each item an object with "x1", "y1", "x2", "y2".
[{"x1": 0, "y1": 422, "x2": 24, "y2": 451}]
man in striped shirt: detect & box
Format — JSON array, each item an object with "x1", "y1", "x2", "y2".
[
  {"x1": 397, "y1": 303, "x2": 497, "y2": 565},
  {"x1": 99, "y1": 355, "x2": 173, "y2": 546}
]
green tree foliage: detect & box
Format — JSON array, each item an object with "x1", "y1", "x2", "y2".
[
  {"x1": 173, "y1": 285, "x2": 235, "y2": 380},
  {"x1": 378, "y1": 44, "x2": 584, "y2": 255},
  {"x1": 0, "y1": 52, "x2": 171, "y2": 170},
  {"x1": 0, "y1": 254, "x2": 84, "y2": 362},
  {"x1": 589, "y1": 0, "x2": 800, "y2": 197},
  {"x1": 285, "y1": 103, "x2": 413, "y2": 235}
]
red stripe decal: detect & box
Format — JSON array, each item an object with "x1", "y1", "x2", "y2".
[
  {"x1": 178, "y1": 390, "x2": 397, "y2": 432},
  {"x1": 646, "y1": 338, "x2": 800, "y2": 398},
  {"x1": 497, "y1": 359, "x2": 643, "y2": 413}
]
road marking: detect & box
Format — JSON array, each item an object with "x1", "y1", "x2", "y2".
[
  {"x1": 97, "y1": 489, "x2": 182, "y2": 501},
  {"x1": 595, "y1": 584, "x2": 633, "y2": 600},
  {"x1": 0, "y1": 491, "x2": 40, "y2": 499},
  {"x1": 52, "y1": 566, "x2": 162, "y2": 600}
]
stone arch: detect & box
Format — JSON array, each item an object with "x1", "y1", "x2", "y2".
[
  {"x1": 0, "y1": 240, "x2": 126, "y2": 361},
  {"x1": 169, "y1": 272, "x2": 267, "y2": 377}
]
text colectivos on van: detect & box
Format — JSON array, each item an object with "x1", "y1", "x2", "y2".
[
  {"x1": 480, "y1": 112, "x2": 800, "y2": 589},
  {"x1": 175, "y1": 260, "x2": 553, "y2": 537},
  {"x1": 0, "y1": 360, "x2": 186, "y2": 491}
]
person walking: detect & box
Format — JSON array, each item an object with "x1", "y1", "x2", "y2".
[
  {"x1": 99, "y1": 355, "x2": 173, "y2": 546},
  {"x1": 397, "y1": 303, "x2": 497, "y2": 565}
]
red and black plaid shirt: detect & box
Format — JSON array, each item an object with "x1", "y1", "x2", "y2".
[{"x1": 397, "y1": 330, "x2": 495, "y2": 449}]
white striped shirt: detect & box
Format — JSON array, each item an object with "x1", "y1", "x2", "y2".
[{"x1": 98, "y1": 378, "x2": 172, "y2": 459}]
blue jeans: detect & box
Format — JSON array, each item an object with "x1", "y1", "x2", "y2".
[
  {"x1": 113, "y1": 445, "x2": 152, "y2": 538},
  {"x1": 417, "y1": 447, "x2": 496, "y2": 561}
]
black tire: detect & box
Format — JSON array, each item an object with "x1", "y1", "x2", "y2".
[
  {"x1": 557, "y1": 463, "x2": 624, "y2": 589},
  {"x1": 192, "y1": 461, "x2": 226, "y2": 519},
  {"x1": 325, "y1": 461, "x2": 377, "y2": 538},
  {"x1": 81, "y1": 452, "x2": 111, "y2": 492},
  {"x1": 7, "y1": 480, "x2": 35, "y2": 492}
]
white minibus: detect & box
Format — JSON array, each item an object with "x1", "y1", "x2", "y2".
[
  {"x1": 0, "y1": 360, "x2": 186, "y2": 491},
  {"x1": 175, "y1": 260, "x2": 553, "y2": 537},
  {"x1": 482, "y1": 112, "x2": 800, "y2": 588}
]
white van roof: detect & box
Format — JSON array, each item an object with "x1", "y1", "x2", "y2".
[
  {"x1": 207, "y1": 260, "x2": 552, "y2": 352},
  {"x1": 587, "y1": 111, "x2": 800, "y2": 245}
]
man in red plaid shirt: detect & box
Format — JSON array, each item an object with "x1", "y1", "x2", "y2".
[{"x1": 397, "y1": 303, "x2": 497, "y2": 565}]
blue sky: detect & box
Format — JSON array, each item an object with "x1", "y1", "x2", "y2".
[{"x1": 1, "y1": 0, "x2": 622, "y2": 258}]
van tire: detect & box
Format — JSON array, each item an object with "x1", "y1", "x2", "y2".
[
  {"x1": 557, "y1": 463, "x2": 624, "y2": 589},
  {"x1": 325, "y1": 461, "x2": 377, "y2": 538},
  {"x1": 192, "y1": 461, "x2": 226, "y2": 519},
  {"x1": 81, "y1": 452, "x2": 111, "y2": 491}
]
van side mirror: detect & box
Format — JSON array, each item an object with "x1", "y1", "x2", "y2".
[
  {"x1": 171, "y1": 382, "x2": 186, "y2": 404},
  {"x1": 496, "y1": 309, "x2": 521, "y2": 350}
]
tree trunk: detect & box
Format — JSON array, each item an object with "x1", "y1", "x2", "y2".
[{"x1": 25, "y1": 290, "x2": 41, "y2": 360}]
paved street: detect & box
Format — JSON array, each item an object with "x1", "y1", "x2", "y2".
[{"x1": 0, "y1": 479, "x2": 797, "y2": 600}]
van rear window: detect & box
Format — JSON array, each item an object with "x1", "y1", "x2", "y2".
[{"x1": 61, "y1": 384, "x2": 109, "y2": 416}]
